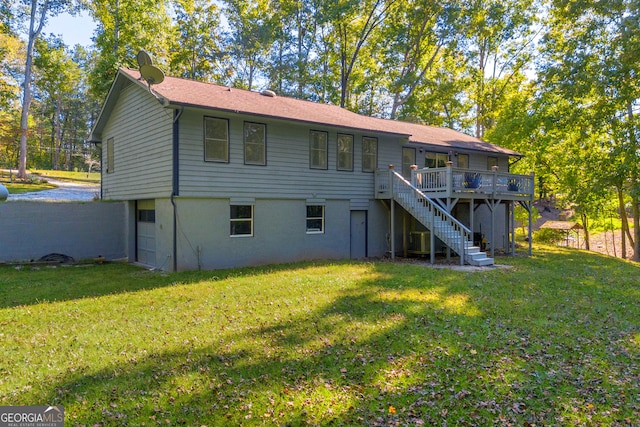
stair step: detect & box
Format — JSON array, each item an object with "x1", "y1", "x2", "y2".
[{"x1": 467, "y1": 257, "x2": 494, "y2": 267}]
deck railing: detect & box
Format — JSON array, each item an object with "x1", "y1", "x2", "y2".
[{"x1": 376, "y1": 165, "x2": 534, "y2": 200}]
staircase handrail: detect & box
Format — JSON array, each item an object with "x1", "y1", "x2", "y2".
[{"x1": 391, "y1": 171, "x2": 472, "y2": 263}]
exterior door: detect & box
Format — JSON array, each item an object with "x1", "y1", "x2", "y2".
[
  {"x1": 136, "y1": 200, "x2": 156, "y2": 267},
  {"x1": 350, "y1": 210, "x2": 367, "y2": 259}
]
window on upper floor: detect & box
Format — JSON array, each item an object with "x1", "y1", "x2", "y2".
[
  {"x1": 457, "y1": 154, "x2": 469, "y2": 169},
  {"x1": 230, "y1": 204, "x2": 253, "y2": 236},
  {"x1": 362, "y1": 136, "x2": 378, "y2": 172},
  {"x1": 310, "y1": 130, "x2": 328, "y2": 169},
  {"x1": 106, "y1": 137, "x2": 114, "y2": 173},
  {"x1": 424, "y1": 152, "x2": 448, "y2": 168},
  {"x1": 244, "y1": 122, "x2": 266, "y2": 165},
  {"x1": 306, "y1": 205, "x2": 325, "y2": 234},
  {"x1": 487, "y1": 156, "x2": 498, "y2": 170},
  {"x1": 337, "y1": 133, "x2": 354, "y2": 171},
  {"x1": 204, "y1": 117, "x2": 229, "y2": 162},
  {"x1": 402, "y1": 147, "x2": 416, "y2": 178}
]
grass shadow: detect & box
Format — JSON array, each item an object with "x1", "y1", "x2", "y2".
[{"x1": 2, "y1": 252, "x2": 639, "y2": 425}]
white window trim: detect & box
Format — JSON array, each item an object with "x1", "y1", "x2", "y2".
[
  {"x1": 306, "y1": 201, "x2": 325, "y2": 234},
  {"x1": 230, "y1": 203, "x2": 254, "y2": 237}
]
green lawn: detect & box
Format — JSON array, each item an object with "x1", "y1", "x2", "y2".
[
  {"x1": 0, "y1": 177, "x2": 57, "y2": 194},
  {"x1": 1, "y1": 246, "x2": 638, "y2": 426},
  {"x1": 34, "y1": 169, "x2": 101, "y2": 183}
]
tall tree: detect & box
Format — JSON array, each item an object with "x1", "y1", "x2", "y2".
[
  {"x1": 497, "y1": 0, "x2": 640, "y2": 257},
  {"x1": 222, "y1": 0, "x2": 279, "y2": 90},
  {"x1": 87, "y1": 0, "x2": 173, "y2": 100},
  {"x1": 170, "y1": 0, "x2": 225, "y2": 82},
  {"x1": 15, "y1": 0, "x2": 74, "y2": 178},
  {"x1": 382, "y1": 0, "x2": 458, "y2": 119},
  {"x1": 461, "y1": 0, "x2": 538, "y2": 138},
  {"x1": 0, "y1": 30, "x2": 24, "y2": 109},
  {"x1": 322, "y1": 0, "x2": 396, "y2": 109},
  {"x1": 33, "y1": 35, "x2": 81, "y2": 169}
]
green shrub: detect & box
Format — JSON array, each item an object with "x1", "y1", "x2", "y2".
[{"x1": 533, "y1": 227, "x2": 564, "y2": 244}]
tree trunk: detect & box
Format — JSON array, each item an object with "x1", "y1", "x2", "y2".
[
  {"x1": 581, "y1": 212, "x2": 590, "y2": 250},
  {"x1": 18, "y1": 0, "x2": 48, "y2": 179},
  {"x1": 617, "y1": 185, "x2": 629, "y2": 258},
  {"x1": 634, "y1": 196, "x2": 640, "y2": 262},
  {"x1": 54, "y1": 95, "x2": 62, "y2": 169}
]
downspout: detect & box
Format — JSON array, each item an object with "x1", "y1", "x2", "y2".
[{"x1": 171, "y1": 107, "x2": 184, "y2": 271}]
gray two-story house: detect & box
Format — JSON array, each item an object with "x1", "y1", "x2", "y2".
[{"x1": 90, "y1": 68, "x2": 533, "y2": 271}]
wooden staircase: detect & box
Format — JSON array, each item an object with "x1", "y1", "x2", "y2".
[{"x1": 391, "y1": 172, "x2": 494, "y2": 266}]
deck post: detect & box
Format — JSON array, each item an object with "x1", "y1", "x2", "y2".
[
  {"x1": 528, "y1": 201, "x2": 533, "y2": 256},
  {"x1": 430, "y1": 228, "x2": 435, "y2": 264},
  {"x1": 410, "y1": 164, "x2": 418, "y2": 187},
  {"x1": 510, "y1": 201, "x2": 516, "y2": 256},
  {"x1": 389, "y1": 165, "x2": 395, "y2": 259},
  {"x1": 445, "y1": 162, "x2": 453, "y2": 262},
  {"x1": 491, "y1": 165, "x2": 499, "y2": 198},
  {"x1": 446, "y1": 161, "x2": 453, "y2": 197}
]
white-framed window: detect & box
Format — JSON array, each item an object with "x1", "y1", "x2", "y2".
[
  {"x1": 424, "y1": 152, "x2": 448, "y2": 168},
  {"x1": 337, "y1": 133, "x2": 354, "y2": 171},
  {"x1": 402, "y1": 147, "x2": 416, "y2": 178},
  {"x1": 362, "y1": 136, "x2": 377, "y2": 172},
  {"x1": 204, "y1": 117, "x2": 229, "y2": 162},
  {"x1": 310, "y1": 130, "x2": 328, "y2": 169},
  {"x1": 306, "y1": 205, "x2": 324, "y2": 234},
  {"x1": 230, "y1": 204, "x2": 253, "y2": 236},
  {"x1": 244, "y1": 122, "x2": 266, "y2": 165},
  {"x1": 487, "y1": 156, "x2": 498, "y2": 169},
  {"x1": 457, "y1": 154, "x2": 469, "y2": 169},
  {"x1": 106, "y1": 137, "x2": 114, "y2": 173}
]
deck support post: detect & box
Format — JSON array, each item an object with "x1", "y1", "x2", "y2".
[
  {"x1": 510, "y1": 201, "x2": 516, "y2": 256},
  {"x1": 389, "y1": 165, "x2": 395, "y2": 259},
  {"x1": 430, "y1": 228, "x2": 435, "y2": 264},
  {"x1": 528, "y1": 201, "x2": 533, "y2": 256},
  {"x1": 486, "y1": 199, "x2": 502, "y2": 259},
  {"x1": 470, "y1": 199, "x2": 475, "y2": 245}
]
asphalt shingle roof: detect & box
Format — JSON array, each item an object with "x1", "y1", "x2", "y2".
[{"x1": 112, "y1": 68, "x2": 520, "y2": 156}]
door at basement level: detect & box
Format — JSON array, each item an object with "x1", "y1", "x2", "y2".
[
  {"x1": 350, "y1": 210, "x2": 367, "y2": 259},
  {"x1": 136, "y1": 199, "x2": 156, "y2": 267}
]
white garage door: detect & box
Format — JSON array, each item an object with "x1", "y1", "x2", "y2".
[{"x1": 137, "y1": 200, "x2": 156, "y2": 267}]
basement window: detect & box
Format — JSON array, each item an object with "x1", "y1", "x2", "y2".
[
  {"x1": 230, "y1": 204, "x2": 253, "y2": 236},
  {"x1": 306, "y1": 205, "x2": 324, "y2": 234}
]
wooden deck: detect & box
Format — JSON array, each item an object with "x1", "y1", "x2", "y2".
[{"x1": 375, "y1": 166, "x2": 534, "y2": 202}]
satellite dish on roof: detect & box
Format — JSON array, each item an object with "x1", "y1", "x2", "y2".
[
  {"x1": 137, "y1": 50, "x2": 153, "y2": 67},
  {"x1": 140, "y1": 64, "x2": 165, "y2": 86}
]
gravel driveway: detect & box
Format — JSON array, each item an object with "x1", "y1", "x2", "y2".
[{"x1": 7, "y1": 179, "x2": 100, "y2": 202}]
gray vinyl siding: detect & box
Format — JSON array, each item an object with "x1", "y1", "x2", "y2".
[
  {"x1": 178, "y1": 109, "x2": 404, "y2": 200},
  {"x1": 100, "y1": 84, "x2": 173, "y2": 200}
]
